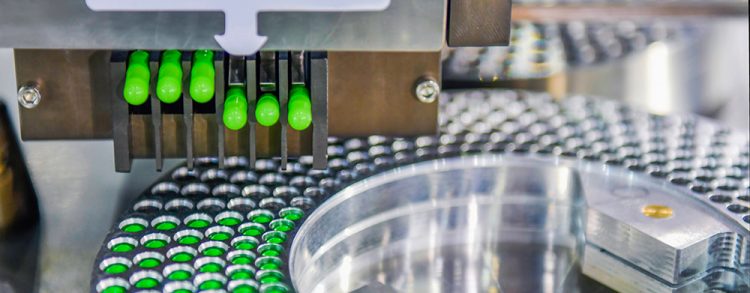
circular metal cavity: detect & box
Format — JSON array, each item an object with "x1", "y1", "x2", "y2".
[
  {"x1": 181, "y1": 183, "x2": 211, "y2": 196},
  {"x1": 150, "y1": 182, "x2": 181, "y2": 195},
  {"x1": 95, "y1": 277, "x2": 129, "y2": 293},
  {"x1": 99, "y1": 257, "x2": 132, "y2": 274},
  {"x1": 171, "y1": 167, "x2": 199, "y2": 181},
  {"x1": 197, "y1": 198, "x2": 226, "y2": 211},
  {"x1": 133, "y1": 199, "x2": 162, "y2": 213},
  {"x1": 92, "y1": 89, "x2": 749, "y2": 292},
  {"x1": 107, "y1": 236, "x2": 138, "y2": 253},
  {"x1": 212, "y1": 183, "x2": 241, "y2": 197},
  {"x1": 164, "y1": 198, "x2": 194, "y2": 212},
  {"x1": 227, "y1": 198, "x2": 256, "y2": 212}
]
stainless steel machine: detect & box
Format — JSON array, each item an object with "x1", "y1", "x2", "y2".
[{"x1": 0, "y1": 0, "x2": 748, "y2": 292}]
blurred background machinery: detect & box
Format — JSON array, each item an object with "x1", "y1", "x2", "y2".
[{"x1": 0, "y1": 0, "x2": 747, "y2": 292}]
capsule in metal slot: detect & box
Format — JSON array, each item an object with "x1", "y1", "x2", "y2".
[
  {"x1": 255, "y1": 93, "x2": 280, "y2": 127},
  {"x1": 190, "y1": 50, "x2": 215, "y2": 103},
  {"x1": 156, "y1": 50, "x2": 183, "y2": 104},
  {"x1": 288, "y1": 85, "x2": 312, "y2": 131},
  {"x1": 123, "y1": 50, "x2": 150, "y2": 106},
  {"x1": 224, "y1": 86, "x2": 248, "y2": 131}
]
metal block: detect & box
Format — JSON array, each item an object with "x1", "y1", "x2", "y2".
[
  {"x1": 327, "y1": 52, "x2": 440, "y2": 137},
  {"x1": 447, "y1": 0, "x2": 512, "y2": 47},
  {"x1": 14, "y1": 50, "x2": 112, "y2": 140}
]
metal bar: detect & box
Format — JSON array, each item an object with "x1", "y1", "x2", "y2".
[
  {"x1": 259, "y1": 51, "x2": 277, "y2": 92},
  {"x1": 149, "y1": 58, "x2": 163, "y2": 171},
  {"x1": 182, "y1": 58, "x2": 194, "y2": 169},
  {"x1": 310, "y1": 55, "x2": 328, "y2": 169},
  {"x1": 278, "y1": 53, "x2": 289, "y2": 170},
  {"x1": 111, "y1": 56, "x2": 131, "y2": 172},
  {"x1": 227, "y1": 55, "x2": 246, "y2": 86},
  {"x1": 290, "y1": 51, "x2": 305, "y2": 85},
  {"x1": 215, "y1": 53, "x2": 225, "y2": 168},
  {"x1": 246, "y1": 56, "x2": 258, "y2": 168},
  {"x1": 511, "y1": 4, "x2": 750, "y2": 21}
]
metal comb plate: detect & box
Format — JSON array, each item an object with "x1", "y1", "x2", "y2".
[{"x1": 92, "y1": 89, "x2": 749, "y2": 292}]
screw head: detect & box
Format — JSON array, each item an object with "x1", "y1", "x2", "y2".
[
  {"x1": 414, "y1": 78, "x2": 440, "y2": 104},
  {"x1": 17, "y1": 83, "x2": 41, "y2": 109}
]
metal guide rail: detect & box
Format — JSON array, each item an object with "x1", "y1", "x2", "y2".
[{"x1": 109, "y1": 51, "x2": 328, "y2": 172}]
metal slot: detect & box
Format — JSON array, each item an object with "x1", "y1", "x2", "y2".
[
  {"x1": 310, "y1": 54, "x2": 328, "y2": 169},
  {"x1": 182, "y1": 58, "x2": 194, "y2": 169},
  {"x1": 149, "y1": 58, "x2": 163, "y2": 171},
  {"x1": 279, "y1": 53, "x2": 289, "y2": 170},
  {"x1": 224, "y1": 55, "x2": 249, "y2": 166},
  {"x1": 214, "y1": 54, "x2": 225, "y2": 168},
  {"x1": 259, "y1": 51, "x2": 277, "y2": 92},
  {"x1": 290, "y1": 51, "x2": 305, "y2": 86},
  {"x1": 246, "y1": 55, "x2": 258, "y2": 168},
  {"x1": 227, "y1": 55, "x2": 246, "y2": 87},
  {"x1": 110, "y1": 53, "x2": 131, "y2": 172}
]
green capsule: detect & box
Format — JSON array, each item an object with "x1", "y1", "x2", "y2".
[
  {"x1": 260, "y1": 283, "x2": 289, "y2": 293},
  {"x1": 202, "y1": 246, "x2": 226, "y2": 257},
  {"x1": 167, "y1": 270, "x2": 192, "y2": 281},
  {"x1": 234, "y1": 284, "x2": 258, "y2": 293},
  {"x1": 138, "y1": 258, "x2": 161, "y2": 269},
  {"x1": 199, "y1": 262, "x2": 224, "y2": 273},
  {"x1": 257, "y1": 243, "x2": 283, "y2": 257},
  {"x1": 255, "y1": 256, "x2": 282, "y2": 271},
  {"x1": 134, "y1": 277, "x2": 159, "y2": 289},
  {"x1": 103, "y1": 263, "x2": 129, "y2": 274},
  {"x1": 255, "y1": 270, "x2": 284, "y2": 284},
  {"x1": 269, "y1": 219, "x2": 294, "y2": 232},
  {"x1": 224, "y1": 86, "x2": 248, "y2": 130},
  {"x1": 123, "y1": 50, "x2": 151, "y2": 106},
  {"x1": 101, "y1": 285, "x2": 127, "y2": 293},
  {"x1": 199, "y1": 280, "x2": 225, "y2": 290},
  {"x1": 143, "y1": 239, "x2": 167, "y2": 249},
  {"x1": 255, "y1": 93, "x2": 280, "y2": 127},
  {"x1": 248, "y1": 210, "x2": 274, "y2": 224},
  {"x1": 288, "y1": 85, "x2": 312, "y2": 131},
  {"x1": 190, "y1": 50, "x2": 215, "y2": 103},
  {"x1": 261, "y1": 231, "x2": 286, "y2": 244},
  {"x1": 278, "y1": 207, "x2": 304, "y2": 221},
  {"x1": 156, "y1": 50, "x2": 183, "y2": 103}
]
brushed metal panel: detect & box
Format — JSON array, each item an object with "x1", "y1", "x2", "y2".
[{"x1": 0, "y1": 0, "x2": 445, "y2": 52}]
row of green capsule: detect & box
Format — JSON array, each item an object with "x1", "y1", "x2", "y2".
[{"x1": 122, "y1": 50, "x2": 312, "y2": 131}]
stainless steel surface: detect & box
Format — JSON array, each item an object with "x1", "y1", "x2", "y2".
[
  {"x1": 291, "y1": 157, "x2": 586, "y2": 293},
  {"x1": 0, "y1": 0, "x2": 445, "y2": 52}
]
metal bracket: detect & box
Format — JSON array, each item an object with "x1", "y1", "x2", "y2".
[{"x1": 85, "y1": 0, "x2": 391, "y2": 55}]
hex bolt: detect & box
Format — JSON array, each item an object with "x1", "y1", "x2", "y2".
[
  {"x1": 17, "y1": 82, "x2": 42, "y2": 109},
  {"x1": 414, "y1": 77, "x2": 440, "y2": 104}
]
